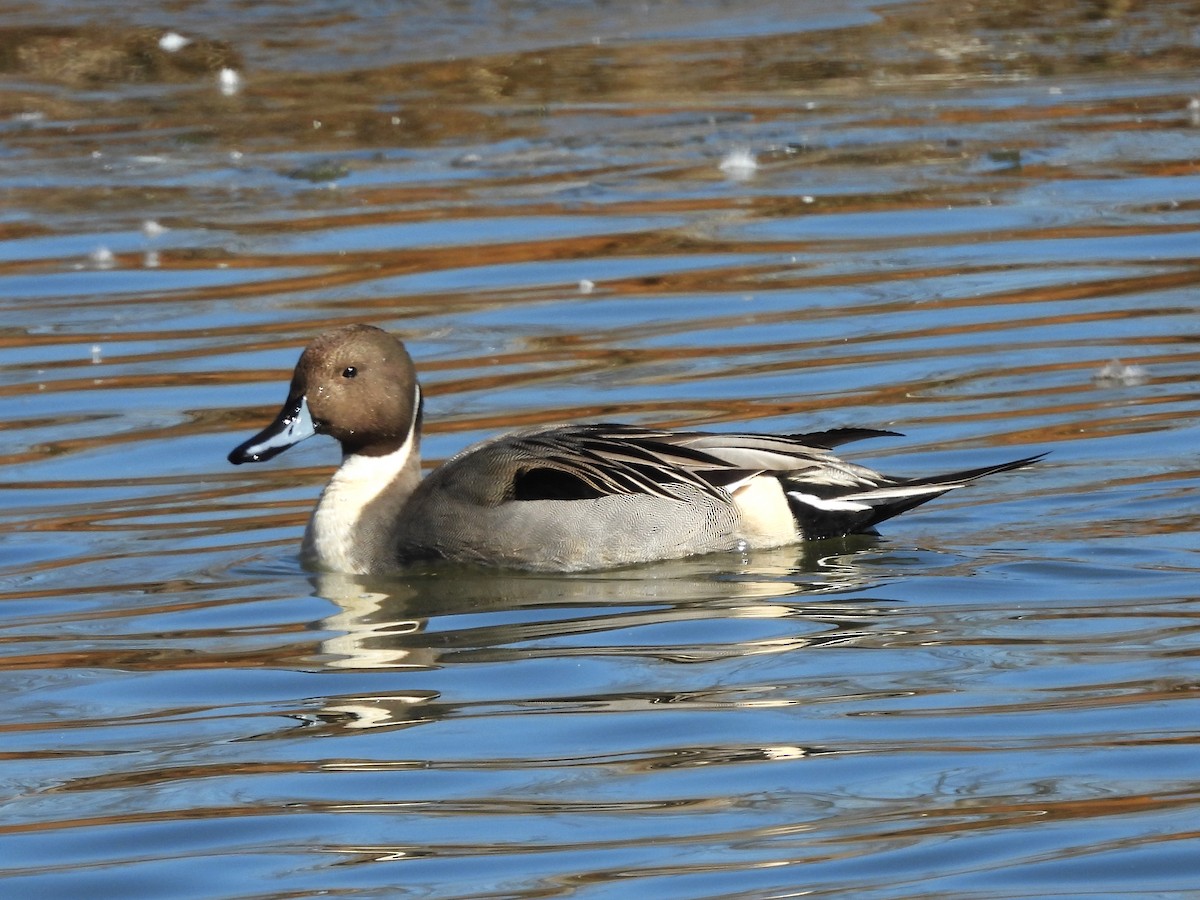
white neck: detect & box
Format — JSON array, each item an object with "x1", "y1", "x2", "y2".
[{"x1": 302, "y1": 413, "x2": 419, "y2": 575}]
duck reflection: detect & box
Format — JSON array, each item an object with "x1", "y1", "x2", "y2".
[{"x1": 299, "y1": 537, "x2": 894, "y2": 734}]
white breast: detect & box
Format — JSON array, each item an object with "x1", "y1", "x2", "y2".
[{"x1": 302, "y1": 432, "x2": 417, "y2": 574}]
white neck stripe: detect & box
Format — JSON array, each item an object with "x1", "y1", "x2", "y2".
[{"x1": 303, "y1": 386, "x2": 421, "y2": 574}]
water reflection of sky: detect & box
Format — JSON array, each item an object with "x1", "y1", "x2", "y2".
[{"x1": 2, "y1": 1, "x2": 1200, "y2": 897}]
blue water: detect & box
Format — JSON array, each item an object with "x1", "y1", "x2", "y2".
[{"x1": 2, "y1": 2, "x2": 1199, "y2": 897}]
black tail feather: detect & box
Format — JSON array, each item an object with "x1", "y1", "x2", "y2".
[
  {"x1": 789, "y1": 427, "x2": 903, "y2": 450},
  {"x1": 786, "y1": 451, "x2": 1046, "y2": 540},
  {"x1": 785, "y1": 498, "x2": 887, "y2": 541},
  {"x1": 897, "y1": 452, "x2": 1049, "y2": 489}
]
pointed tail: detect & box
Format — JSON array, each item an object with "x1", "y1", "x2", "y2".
[{"x1": 786, "y1": 452, "x2": 1046, "y2": 540}]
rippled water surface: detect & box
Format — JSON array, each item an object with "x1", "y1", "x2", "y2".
[{"x1": 2, "y1": 1, "x2": 1200, "y2": 897}]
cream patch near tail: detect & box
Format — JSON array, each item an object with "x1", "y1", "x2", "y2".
[{"x1": 731, "y1": 475, "x2": 799, "y2": 547}]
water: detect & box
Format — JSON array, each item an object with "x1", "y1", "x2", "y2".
[{"x1": 2, "y1": 1, "x2": 1199, "y2": 897}]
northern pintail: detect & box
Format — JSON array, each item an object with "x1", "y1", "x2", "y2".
[{"x1": 229, "y1": 324, "x2": 1041, "y2": 573}]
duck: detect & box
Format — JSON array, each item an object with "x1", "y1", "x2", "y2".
[{"x1": 228, "y1": 324, "x2": 1042, "y2": 574}]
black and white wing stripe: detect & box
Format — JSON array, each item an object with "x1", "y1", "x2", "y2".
[
  {"x1": 508, "y1": 425, "x2": 748, "y2": 502},
  {"x1": 505, "y1": 424, "x2": 893, "y2": 503}
]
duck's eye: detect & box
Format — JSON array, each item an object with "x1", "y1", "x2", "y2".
[{"x1": 342, "y1": 366, "x2": 357, "y2": 379}]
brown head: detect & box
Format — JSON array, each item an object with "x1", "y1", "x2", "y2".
[{"x1": 229, "y1": 324, "x2": 422, "y2": 464}]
